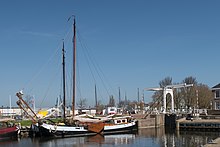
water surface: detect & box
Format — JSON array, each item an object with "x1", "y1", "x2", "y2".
[{"x1": 0, "y1": 127, "x2": 219, "y2": 147}]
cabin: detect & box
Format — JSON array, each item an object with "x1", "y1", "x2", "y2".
[
  {"x1": 211, "y1": 83, "x2": 220, "y2": 110},
  {"x1": 103, "y1": 107, "x2": 117, "y2": 115}
]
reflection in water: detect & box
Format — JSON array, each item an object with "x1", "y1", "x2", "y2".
[
  {"x1": 103, "y1": 134, "x2": 136, "y2": 145},
  {"x1": 0, "y1": 127, "x2": 219, "y2": 147},
  {"x1": 87, "y1": 134, "x2": 136, "y2": 146},
  {"x1": 137, "y1": 127, "x2": 220, "y2": 147}
]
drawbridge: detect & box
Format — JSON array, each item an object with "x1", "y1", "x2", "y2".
[{"x1": 143, "y1": 83, "x2": 193, "y2": 118}]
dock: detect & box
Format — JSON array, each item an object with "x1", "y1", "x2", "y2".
[{"x1": 176, "y1": 117, "x2": 220, "y2": 131}]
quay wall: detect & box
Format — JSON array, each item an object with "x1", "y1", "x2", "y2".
[{"x1": 132, "y1": 114, "x2": 164, "y2": 128}]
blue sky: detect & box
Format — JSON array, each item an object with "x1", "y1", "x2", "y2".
[{"x1": 0, "y1": 1, "x2": 220, "y2": 108}]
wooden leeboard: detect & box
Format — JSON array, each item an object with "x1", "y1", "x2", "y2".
[{"x1": 88, "y1": 122, "x2": 104, "y2": 133}]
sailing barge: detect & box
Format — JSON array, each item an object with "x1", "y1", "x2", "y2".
[{"x1": 16, "y1": 16, "x2": 138, "y2": 138}]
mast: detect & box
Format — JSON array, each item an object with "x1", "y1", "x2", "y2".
[
  {"x1": 118, "y1": 87, "x2": 121, "y2": 104},
  {"x1": 62, "y1": 41, "x2": 66, "y2": 120},
  {"x1": 95, "y1": 84, "x2": 97, "y2": 112},
  {"x1": 72, "y1": 16, "x2": 76, "y2": 116}
]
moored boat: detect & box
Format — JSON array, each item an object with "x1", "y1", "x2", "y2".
[
  {"x1": 103, "y1": 116, "x2": 138, "y2": 134},
  {"x1": 19, "y1": 16, "x2": 105, "y2": 138},
  {"x1": 74, "y1": 114, "x2": 138, "y2": 134},
  {"x1": 18, "y1": 16, "x2": 138, "y2": 138},
  {"x1": 0, "y1": 118, "x2": 19, "y2": 140}
]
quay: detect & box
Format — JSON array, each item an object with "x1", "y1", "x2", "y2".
[
  {"x1": 176, "y1": 117, "x2": 220, "y2": 131},
  {"x1": 132, "y1": 114, "x2": 165, "y2": 128}
]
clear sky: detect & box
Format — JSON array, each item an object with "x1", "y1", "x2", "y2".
[{"x1": 1, "y1": 1, "x2": 220, "y2": 108}]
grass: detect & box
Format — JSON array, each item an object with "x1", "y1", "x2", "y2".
[
  {"x1": 16, "y1": 118, "x2": 64, "y2": 127},
  {"x1": 17, "y1": 119, "x2": 33, "y2": 126}
]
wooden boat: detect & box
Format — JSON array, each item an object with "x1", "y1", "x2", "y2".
[
  {"x1": 21, "y1": 16, "x2": 137, "y2": 138},
  {"x1": 0, "y1": 119, "x2": 19, "y2": 140},
  {"x1": 26, "y1": 16, "x2": 104, "y2": 138},
  {"x1": 74, "y1": 114, "x2": 138, "y2": 134},
  {"x1": 34, "y1": 115, "x2": 137, "y2": 137}
]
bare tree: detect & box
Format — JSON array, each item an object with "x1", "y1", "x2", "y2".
[
  {"x1": 95, "y1": 100, "x2": 105, "y2": 115},
  {"x1": 25, "y1": 95, "x2": 34, "y2": 108},
  {"x1": 108, "y1": 95, "x2": 115, "y2": 107},
  {"x1": 181, "y1": 76, "x2": 198, "y2": 109},
  {"x1": 77, "y1": 98, "x2": 87, "y2": 110},
  {"x1": 159, "y1": 76, "x2": 173, "y2": 87},
  {"x1": 197, "y1": 83, "x2": 212, "y2": 109}
]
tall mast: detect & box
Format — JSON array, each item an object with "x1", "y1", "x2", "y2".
[
  {"x1": 72, "y1": 17, "x2": 76, "y2": 116},
  {"x1": 118, "y1": 87, "x2": 121, "y2": 104},
  {"x1": 62, "y1": 41, "x2": 66, "y2": 120},
  {"x1": 95, "y1": 84, "x2": 97, "y2": 111}
]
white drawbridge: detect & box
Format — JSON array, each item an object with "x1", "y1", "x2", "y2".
[{"x1": 145, "y1": 83, "x2": 193, "y2": 113}]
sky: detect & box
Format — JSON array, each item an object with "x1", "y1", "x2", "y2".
[{"x1": 0, "y1": 0, "x2": 220, "y2": 108}]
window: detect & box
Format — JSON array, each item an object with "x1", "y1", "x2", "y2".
[
  {"x1": 216, "y1": 90, "x2": 220, "y2": 98},
  {"x1": 215, "y1": 102, "x2": 220, "y2": 110}
]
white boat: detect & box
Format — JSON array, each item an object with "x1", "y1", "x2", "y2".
[{"x1": 74, "y1": 114, "x2": 138, "y2": 135}]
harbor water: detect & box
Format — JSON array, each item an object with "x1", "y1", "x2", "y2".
[{"x1": 0, "y1": 127, "x2": 219, "y2": 147}]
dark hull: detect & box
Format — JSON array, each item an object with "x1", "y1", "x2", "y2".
[
  {"x1": 40, "y1": 127, "x2": 97, "y2": 138},
  {"x1": 103, "y1": 121, "x2": 138, "y2": 135},
  {"x1": 30, "y1": 121, "x2": 138, "y2": 138},
  {"x1": 0, "y1": 126, "x2": 18, "y2": 141},
  {"x1": 30, "y1": 124, "x2": 97, "y2": 138}
]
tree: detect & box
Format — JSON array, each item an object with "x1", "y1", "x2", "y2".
[
  {"x1": 197, "y1": 83, "x2": 212, "y2": 109},
  {"x1": 77, "y1": 98, "x2": 87, "y2": 109},
  {"x1": 96, "y1": 100, "x2": 105, "y2": 115},
  {"x1": 181, "y1": 76, "x2": 198, "y2": 109},
  {"x1": 25, "y1": 95, "x2": 34, "y2": 108},
  {"x1": 159, "y1": 76, "x2": 173, "y2": 88},
  {"x1": 108, "y1": 95, "x2": 115, "y2": 107}
]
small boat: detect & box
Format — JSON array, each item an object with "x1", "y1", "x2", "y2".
[
  {"x1": 0, "y1": 118, "x2": 19, "y2": 140},
  {"x1": 74, "y1": 114, "x2": 138, "y2": 134},
  {"x1": 103, "y1": 116, "x2": 138, "y2": 134}
]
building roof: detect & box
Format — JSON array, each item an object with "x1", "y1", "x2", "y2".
[{"x1": 212, "y1": 83, "x2": 220, "y2": 90}]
